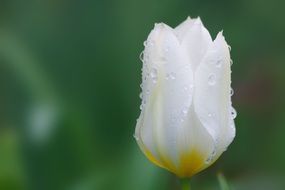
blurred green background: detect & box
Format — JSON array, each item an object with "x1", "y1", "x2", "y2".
[{"x1": 1, "y1": 0, "x2": 285, "y2": 189}]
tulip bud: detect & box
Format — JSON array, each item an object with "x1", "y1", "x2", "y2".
[{"x1": 134, "y1": 17, "x2": 236, "y2": 178}]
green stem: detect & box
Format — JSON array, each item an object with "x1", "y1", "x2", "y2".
[
  {"x1": 217, "y1": 172, "x2": 230, "y2": 190},
  {"x1": 180, "y1": 178, "x2": 191, "y2": 190}
]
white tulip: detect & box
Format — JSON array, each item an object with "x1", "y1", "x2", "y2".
[{"x1": 134, "y1": 17, "x2": 236, "y2": 178}]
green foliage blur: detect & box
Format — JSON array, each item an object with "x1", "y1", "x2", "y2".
[{"x1": 1, "y1": 0, "x2": 285, "y2": 189}]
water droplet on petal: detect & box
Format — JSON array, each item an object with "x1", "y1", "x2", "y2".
[
  {"x1": 139, "y1": 51, "x2": 144, "y2": 62},
  {"x1": 208, "y1": 74, "x2": 216, "y2": 86},
  {"x1": 228, "y1": 45, "x2": 231, "y2": 51},
  {"x1": 166, "y1": 72, "x2": 176, "y2": 80},
  {"x1": 205, "y1": 157, "x2": 211, "y2": 164},
  {"x1": 140, "y1": 99, "x2": 147, "y2": 110},
  {"x1": 208, "y1": 113, "x2": 212, "y2": 117},
  {"x1": 182, "y1": 107, "x2": 188, "y2": 115},
  {"x1": 205, "y1": 148, "x2": 216, "y2": 164},
  {"x1": 215, "y1": 59, "x2": 223, "y2": 68},
  {"x1": 133, "y1": 133, "x2": 139, "y2": 141},
  {"x1": 230, "y1": 87, "x2": 234, "y2": 96},
  {"x1": 231, "y1": 107, "x2": 237, "y2": 119},
  {"x1": 149, "y1": 41, "x2": 154, "y2": 46},
  {"x1": 150, "y1": 68, "x2": 158, "y2": 83},
  {"x1": 143, "y1": 41, "x2": 147, "y2": 47},
  {"x1": 144, "y1": 54, "x2": 150, "y2": 62},
  {"x1": 146, "y1": 89, "x2": 150, "y2": 94},
  {"x1": 230, "y1": 59, "x2": 233, "y2": 66},
  {"x1": 139, "y1": 92, "x2": 143, "y2": 99},
  {"x1": 212, "y1": 149, "x2": 216, "y2": 156}
]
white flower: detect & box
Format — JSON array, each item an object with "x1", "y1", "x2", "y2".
[{"x1": 134, "y1": 17, "x2": 236, "y2": 178}]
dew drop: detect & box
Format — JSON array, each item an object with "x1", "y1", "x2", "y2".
[
  {"x1": 205, "y1": 148, "x2": 217, "y2": 164},
  {"x1": 208, "y1": 113, "x2": 212, "y2": 117},
  {"x1": 231, "y1": 107, "x2": 237, "y2": 119},
  {"x1": 133, "y1": 133, "x2": 139, "y2": 141},
  {"x1": 205, "y1": 158, "x2": 211, "y2": 164},
  {"x1": 230, "y1": 59, "x2": 233, "y2": 66},
  {"x1": 139, "y1": 92, "x2": 143, "y2": 99},
  {"x1": 150, "y1": 68, "x2": 158, "y2": 83},
  {"x1": 211, "y1": 149, "x2": 216, "y2": 156},
  {"x1": 143, "y1": 41, "x2": 147, "y2": 47},
  {"x1": 146, "y1": 89, "x2": 150, "y2": 94},
  {"x1": 139, "y1": 51, "x2": 144, "y2": 62},
  {"x1": 144, "y1": 54, "x2": 149, "y2": 62},
  {"x1": 208, "y1": 74, "x2": 216, "y2": 86},
  {"x1": 228, "y1": 45, "x2": 231, "y2": 51},
  {"x1": 182, "y1": 107, "x2": 188, "y2": 115},
  {"x1": 166, "y1": 72, "x2": 176, "y2": 80},
  {"x1": 215, "y1": 59, "x2": 223, "y2": 68},
  {"x1": 230, "y1": 87, "x2": 234, "y2": 96}
]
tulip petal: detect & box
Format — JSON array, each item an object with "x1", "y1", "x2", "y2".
[
  {"x1": 175, "y1": 17, "x2": 212, "y2": 71},
  {"x1": 136, "y1": 23, "x2": 203, "y2": 175},
  {"x1": 194, "y1": 32, "x2": 235, "y2": 164},
  {"x1": 174, "y1": 17, "x2": 195, "y2": 42},
  {"x1": 175, "y1": 105, "x2": 216, "y2": 177}
]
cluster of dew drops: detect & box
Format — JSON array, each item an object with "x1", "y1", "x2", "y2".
[
  {"x1": 138, "y1": 39, "x2": 166, "y2": 111},
  {"x1": 135, "y1": 40, "x2": 237, "y2": 151},
  {"x1": 205, "y1": 44, "x2": 237, "y2": 164}
]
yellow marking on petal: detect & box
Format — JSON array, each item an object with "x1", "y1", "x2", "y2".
[
  {"x1": 138, "y1": 137, "x2": 178, "y2": 173},
  {"x1": 140, "y1": 142, "x2": 177, "y2": 173},
  {"x1": 176, "y1": 149, "x2": 205, "y2": 177},
  {"x1": 141, "y1": 146, "x2": 166, "y2": 169},
  {"x1": 158, "y1": 152, "x2": 177, "y2": 173}
]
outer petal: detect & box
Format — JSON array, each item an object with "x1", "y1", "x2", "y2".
[
  {"x1": 175, "y1": 17, "x2": 212, "y2": 71},
  {"x1": 194, "y1": 32, "x2": 235, "y2": 165},
  {"x1": 135, "y1": 23, "x2": 196, "y2": 174}
]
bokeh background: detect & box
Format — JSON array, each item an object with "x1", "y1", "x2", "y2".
[{"x1": 1, "y1": 0, "x2": 285, "y2": 189}]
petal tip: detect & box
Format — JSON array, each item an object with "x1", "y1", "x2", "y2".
[
  {"x1": 194, "y1": 17, "x2": 202, "y2": 25},
  {"x1": 154, "y1": 22, "x2": 165, "y2": 29},
  {"x1": 218, "y1": 30, "x2": 225, "y2": 38},
  {"x1": 214, "y1": 31, "x2": 227, "y2": 44}
]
